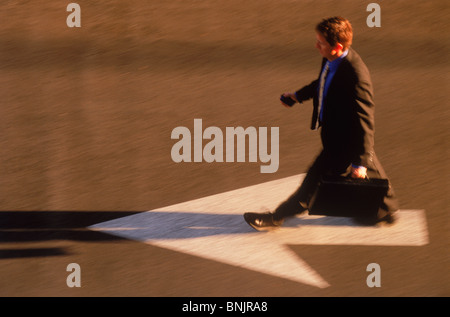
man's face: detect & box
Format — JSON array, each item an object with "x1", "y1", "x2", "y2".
[{"x1": 315, "y1": 32, "x2": 337, "y2": 61}]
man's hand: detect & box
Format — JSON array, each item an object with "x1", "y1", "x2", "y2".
[
  {"x1": 281, "y1": 93, "x2": 298, "y2": 108},
  {"x1": 350, "y1": 165, "x2": 367, "y2": 179}
]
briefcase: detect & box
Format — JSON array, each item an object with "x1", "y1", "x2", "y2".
[{"x1": 308, "y1": 175, "x2": 389, "y2": 218}]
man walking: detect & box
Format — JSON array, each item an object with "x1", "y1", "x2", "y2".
[{"x1": 244, "y1": 16, "x2": 398, "y2": 230}]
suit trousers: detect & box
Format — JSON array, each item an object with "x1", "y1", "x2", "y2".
[{"x1": 272, "y1": 151, "x2": 399, "y2": 221}]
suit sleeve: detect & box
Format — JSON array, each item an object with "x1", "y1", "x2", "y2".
[
  {"x1": 295, "y1": 58, "x2": 326, "y2": 103},
  {"x1": 294, "y1": 79, "x2": 318, "y2": 103},
  {"x1": 351, "y1": 67, "x2": 376, "y2": 168}
]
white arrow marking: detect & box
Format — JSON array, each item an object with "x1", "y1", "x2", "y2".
[{"x1": 89, "y1": 174, "x2": 429, "y2": 288}]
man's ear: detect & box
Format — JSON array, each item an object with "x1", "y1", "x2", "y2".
[{"x1": 331, "y1": 43, "x2": 344, "y2": 55}]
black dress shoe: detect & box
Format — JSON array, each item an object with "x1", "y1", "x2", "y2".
[{"x1": 243, "y1": 212, "x2": 284, "y2": 231}]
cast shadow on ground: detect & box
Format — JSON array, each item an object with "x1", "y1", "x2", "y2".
[
  {"x1": 0, "y1": 211, "x2": 142, "y2": 243},
  {"x1": 0, "y1": 247, "x2": 68, "y2": 259},
  {"x1": 0, "y1": 210, "x2": 361, "y2": 259},
  {"x1": 89, "y1": 210, "x2": 361, "y2": 241}
]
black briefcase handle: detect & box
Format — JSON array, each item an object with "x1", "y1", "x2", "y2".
[{"x1": 319, "y1": 175, "x2": 389, "y2": 187}]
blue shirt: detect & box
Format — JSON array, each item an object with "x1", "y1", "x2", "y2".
[{"x1": 319, "y1": 50, "x2": 349, "y2": 121}]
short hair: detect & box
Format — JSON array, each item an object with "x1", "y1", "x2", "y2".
[{"x1": 315, "y1": 16, "x2": 353, "y2": 50}]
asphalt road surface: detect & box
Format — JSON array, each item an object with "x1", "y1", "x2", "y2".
[{"x1": 0, "y1": 1, "x2": 448, "y2": 300}]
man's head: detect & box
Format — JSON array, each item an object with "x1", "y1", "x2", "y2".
[{"x1": 315, "y1": 16, "x2": 353, "y2": 61}]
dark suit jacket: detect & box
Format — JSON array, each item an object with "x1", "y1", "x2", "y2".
[{"x1": 295, "y1": 48, "x2": 376, "y2": 172}]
